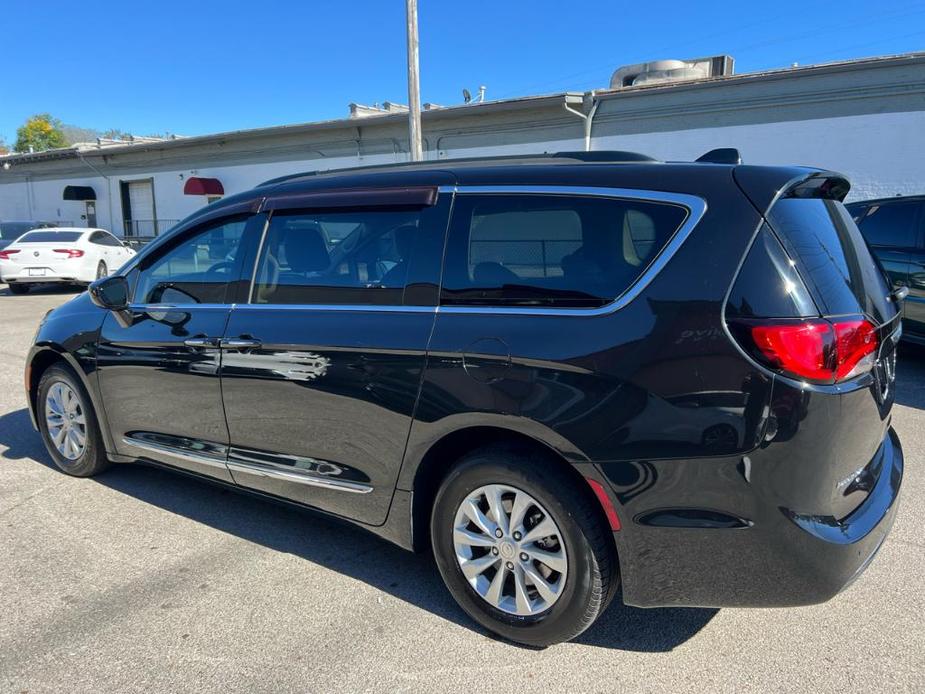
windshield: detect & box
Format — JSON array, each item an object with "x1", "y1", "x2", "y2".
[{"x1": 17, "y1": 230, "x2": 84, "y2": 243}]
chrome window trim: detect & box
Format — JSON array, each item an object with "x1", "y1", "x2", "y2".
[
  {"x1": 436, "y1": 184, "x2": 707, "y2": 316},
  {"x1": 237, "y1": 184, "x2": 707, "y2": 317},
  {"x1": 128, "y1": 303, "x2": 233, "y2": 311},
  {"x1": 227, "y1": 460, "x2": 374, "y2": 494},
  {"x1": 234, "y1": 303, "x2": 436, "y2": 314}
]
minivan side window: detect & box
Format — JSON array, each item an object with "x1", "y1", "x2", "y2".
[
  {"x1": 251, "y1": 209, "x2": 425, "y2": 305},
  {"x1": 857, "y1": 201, "x2": 920, "y2": 248},
  {"x1": 133, "y1": 216, "x2": 249, "y2": 305},
  {"x1": 440, "y1": 194, "x2": 689, "y2": 307}
]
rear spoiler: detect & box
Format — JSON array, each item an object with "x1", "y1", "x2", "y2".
[{"x1": 734, "y1": 167, "x2": 852, "y2": 215}]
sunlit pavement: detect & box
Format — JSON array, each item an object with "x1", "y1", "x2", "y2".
[{"x1": 1, "y1": 285, "x2": 922, "y2": 693}]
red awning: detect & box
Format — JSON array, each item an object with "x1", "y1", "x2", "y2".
[{"x1": 183, "y1": 177, "x2": 224, "y2": 196}]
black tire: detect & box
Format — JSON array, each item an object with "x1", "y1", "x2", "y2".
[
  {"x1": 36, "y1": 363, "x2": 111, "y2": 477},
  {"x1": 431, "y1": 445, "x2": 617, "y2": 646},
  {"x1": 7, "y1": 283, "x2": 29, "y2": 295},
  {"x1": 96, "y1": 261, "x2": 108, "y2": 280}
]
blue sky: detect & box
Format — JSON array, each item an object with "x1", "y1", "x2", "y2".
[{"x1": 3, "y1": 0, "x2": 924, "y2": 144}]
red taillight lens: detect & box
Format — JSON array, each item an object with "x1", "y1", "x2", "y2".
[
  {"x1": 0, "y1": 249, "x2": 20, "y2": 260},
  {"x1": 751, "y1": 321, "x2": 834, "y2": 382},
  {"x1": 834, "y1": 319, "x2": 877, "y2": 380},
  {"x1": 744, "y1": 318, "x2": 878, "y2": 383},
  {"x1": 53, "y1": 248, "x2": 84, "y2": 258}
]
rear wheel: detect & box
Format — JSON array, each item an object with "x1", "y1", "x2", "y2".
[
  {"x1": 431, "y1": 446, "x2": 617, "y2": 646},
  {"x1": 7, "y1": 283, "x2": 29, "y2": 295},
  {"x1": 37, "y1": 364, "x2": 111, "y2": 477}
]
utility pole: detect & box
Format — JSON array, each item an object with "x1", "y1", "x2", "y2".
[{"x1": 405, "y1": 0, "x2": 423, "y2": 161}]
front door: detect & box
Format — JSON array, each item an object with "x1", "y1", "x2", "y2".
[
  {"x1": 219, "y1": 189, "x2": 448, "y2": 524},
  {"x1": 97, "y1": 212, "x2": 262, "y2": 481}
]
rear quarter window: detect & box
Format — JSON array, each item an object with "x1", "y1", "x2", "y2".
[
  {"x1": 440, "y1": 194, "x2": 689, "y2": 308},
  {"x1": 767, "y1": 198, "x2": 893, "y2": 323}
]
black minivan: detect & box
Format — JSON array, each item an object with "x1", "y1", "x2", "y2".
[
  {"x1": 847, "y1": 194, "x2": 925, "y2": 343},
  {"x1": 25, "y1": 152, "x2": 903, "y2": 646}
]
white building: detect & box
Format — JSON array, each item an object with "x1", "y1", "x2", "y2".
[{"x1": 2, "y1": 52, "x2": 924, "y2": 237}]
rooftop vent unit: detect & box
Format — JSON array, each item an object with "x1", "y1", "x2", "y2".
[
  {"x1": 609, "y1": 55, "x2": 734, "y2": 90},
  {"x1": 349, "y1": 102, "x2": 409, "y2": 119}
]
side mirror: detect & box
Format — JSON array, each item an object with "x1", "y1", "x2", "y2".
[{"x1": 89, "y1": 275, "x2": 130, "y2": 311}]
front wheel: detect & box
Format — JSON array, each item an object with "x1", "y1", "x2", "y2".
[
  {"x1": 431, "y1": 446, "x2": 617, "y2": 646},
  {"x1": 37, "y1": 364, "x2": 111, "y2": 477},
  {"x1": 95, "y1": 261, "x2": 108, "y2": 280}
]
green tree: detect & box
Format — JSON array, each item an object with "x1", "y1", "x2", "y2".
[
  {"x1": 0, "y1": 136, "x2": 8, "y2": 155},
  {"x1": 14, "y1": 114, "x2": 68, "y2": 153}
]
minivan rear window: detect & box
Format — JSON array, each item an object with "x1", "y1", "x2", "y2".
[
  {"x1": 767, "y1": 198, "x2": 894, "y2": 324},
  {"x1": 17, "y1": 231, "x2": 83, "y2": 243},
  {"x1": 440, "y1": 194, "x2": 689, "y2": 307}
]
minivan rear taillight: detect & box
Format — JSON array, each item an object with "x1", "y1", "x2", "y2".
[
  {"x1": 53, "y1": 248, "x2": 84, "y2": 258},
  {"x1": 736, "y1": 318, "x2": 878, "y2": 384},
  {"x1": 0, "y1": 249, "x2": 20, "y2": 260}
]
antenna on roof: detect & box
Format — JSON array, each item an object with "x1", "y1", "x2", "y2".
[{"x1": 462, "y1": 88, "x2": 472, "y2": 104}]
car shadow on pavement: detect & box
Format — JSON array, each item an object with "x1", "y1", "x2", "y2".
[
  {"x1": 0, "y1": 284, "x2": 84, "y2": 297},
  {"x1": 0, "y1": 408, "x2": 49, "y2": 461},
  {"x1": 0, "y1": 406, "x2": 716, "y2": 651},
  {"x1": 896, "y1": 344, "x2": 925, "y2": 410}
]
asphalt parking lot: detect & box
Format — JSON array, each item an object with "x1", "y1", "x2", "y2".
[{"x1": 0, "y1": 285, "x2": 922, "y2": 694}]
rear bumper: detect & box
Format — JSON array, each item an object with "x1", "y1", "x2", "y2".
[
  {"x1": 613, "y1": 428, "x2": 903, "y2": 608},
  {"x1": 4, "y1": 276, "x2": 82, "y2": 284},
  {"x1": 2, "y1": 262, "x2": 92, "y2": 284}
]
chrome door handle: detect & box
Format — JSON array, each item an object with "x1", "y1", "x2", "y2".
[
  {"x1": 220, "y1": 337, "x2": 262, "y2": 349},
  {"x1": 184, "y1": 337, "x2": 218, "y2": 348}
]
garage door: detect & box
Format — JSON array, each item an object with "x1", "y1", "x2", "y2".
[{"x1": 126, "y1": 179, "x2": 156, "y2": 235}]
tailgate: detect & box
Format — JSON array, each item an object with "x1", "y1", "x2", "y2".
[{"x1": 764, "y1": 182, "x2": 900, "y2": 519}]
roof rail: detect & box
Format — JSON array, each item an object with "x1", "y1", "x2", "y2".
[
  {"x1": 551, "y1": 151, "x2": 657, "y2": 162},
  {"x1": 257, "y1": 150, "x2": 658, "y2": 187},
  {"x1": 695, "y1": 148, "x2": 742, "y2": 165}
]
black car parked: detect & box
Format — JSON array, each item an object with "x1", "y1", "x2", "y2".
[
  {"x1": 847, "y1": 195, "x2": 925, "y2": 343},
  {"x1": 0, "y1": 220, "x2": 58, "y2": 251},
  {"x1": 25, "y1": 152, "x2": 903, "y2": 646}
]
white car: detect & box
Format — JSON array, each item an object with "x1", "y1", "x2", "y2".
[{"x1": 0, "y1": 227, "x2": 136, "y2": 295}]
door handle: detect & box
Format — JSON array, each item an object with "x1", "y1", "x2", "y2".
[
  {"x1": 184, "y1": 337, "x2": 219, "y2": 348},
  {"x1": 220, "y1": 337, "x2": 262, "y2": 349}
]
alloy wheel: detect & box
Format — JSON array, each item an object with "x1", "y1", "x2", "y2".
[
  {"x1": 44, "y1": 382, "x2": 87, "y2": 461},
  {"x1": 453, "y1": 483, "x2": 568, "y2": 616}
]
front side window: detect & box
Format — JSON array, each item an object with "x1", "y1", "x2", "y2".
[
  {"x1": 133, "y1": 216, "x2": 248, "y2": 305},
  {"x1": 252, "y1": 209, "x2": 424, "y2": 305},
  {"x1": 856, "y1": 201, "x2": 920, "y2": 248},
  {"x1": 440, "y1": 194, "x2": 689, "y2": 307}
]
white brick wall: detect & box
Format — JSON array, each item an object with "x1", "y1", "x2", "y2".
[{"x1": 1, "y1": 110, "x2": 922, "y2": 233}]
